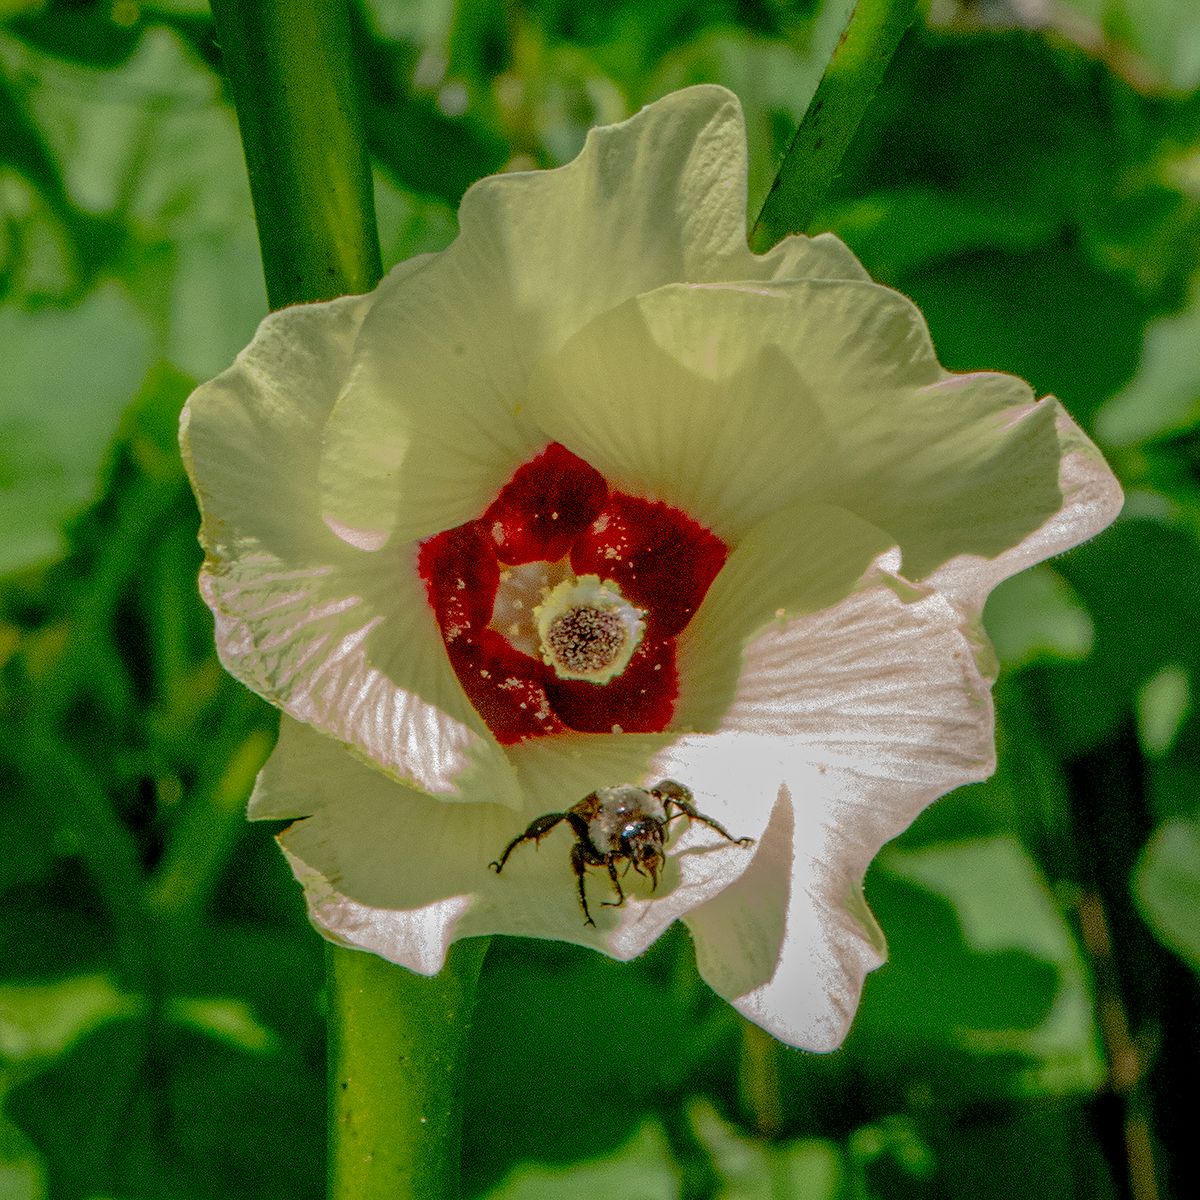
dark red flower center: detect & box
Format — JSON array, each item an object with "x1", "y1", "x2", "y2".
[{"x1": 418, "y1": 443, "x2": 727, "y2": 744}]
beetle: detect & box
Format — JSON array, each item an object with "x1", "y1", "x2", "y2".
[{"x1": 488, "y1": 778, "x2": 753, "y2": 925}]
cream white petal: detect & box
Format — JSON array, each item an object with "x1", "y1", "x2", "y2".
[
  {"x1": 317, "y1": 249, "x2": 545, "y2": 547},
  {"x1": 675, "y1": 502, "x2": 898, "y2": 730},
  {"x1": 285, "y1": 850, "x2": 473, "y2": 977},
  {"x1": 829, "y1": 372, "x2": 1121, "y2": 586},
  {"x1": 683, "y1": 765, "x2": 894, "y2": 1052},
  {"x1": 720, "y1": 577, "x2": 996, "y2": 784},
  {"x1": 181, "y1": 292, "x2": 519, "y2": 806},
  {"x1": 319, "y1": 86, "x2": 855, "y2": 545},
  {"x1": 528, "y1": 276, "x2": 1103, "y2": 582},
  {"x1": 505, "y1": 731, "x2": 677, "y2": 816},
  {"x1": 692, "y1": 756, "x2": 976, "y2": 1051},
  {"x1": 526, "y1": 277, "x2": 945, "y2": 540},
  {"x1": 749, "y1": 229, "x2": 871, "y2": 284},
  {"x1": 265, "y1": 721, "x2": 586, "y2": 966},
  {"x1": 921, "y1": 403, "x2": 1125, "y2": 611},
  {"x1": 270, "y1": 732, "x2": 516, "y2": 913},
  {"x1": 261, "y1": 718, "x2": 774, "y2": 969},
  {"x1": 528, "y1": 285, "x2": 843, "y2": 540},
  {"x1": 681, "y1": 581, "x2": 996, "y2": 1051}
]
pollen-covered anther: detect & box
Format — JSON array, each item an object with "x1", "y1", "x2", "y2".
[
  {"x1": 534, "y1": 574, "x2": 645, "y2": 683},
  {"x1": 547, "y1": 606, "x2": 624, "y2": 672}
]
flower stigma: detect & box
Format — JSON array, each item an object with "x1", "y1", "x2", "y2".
[{"x1": 534, "y1": 575, "x2": 645, "y2": 682}]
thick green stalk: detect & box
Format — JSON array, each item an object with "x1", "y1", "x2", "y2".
[
  {"x1": 750, "y1": 0, "x2": 918, "y2": 250},
  {"x1": 207, "y1": 4, "x2": 488, "y2": 1197},
  {"x1": 327, "y1": 941, "x2": 490, "y2": 1198},
  {"x1": 209, "y1": 0, "x2": 382, "y2": 307}
]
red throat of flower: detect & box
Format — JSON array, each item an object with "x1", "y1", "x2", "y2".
[{"x1": 418, "y1": 443, "x2": 728, "y2": 744}]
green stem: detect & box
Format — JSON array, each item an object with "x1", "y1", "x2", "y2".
[
  {"x1": 327, "y1": 940, "x2": 490, "y2": 1199},
  {"x1": 208, "y1": 5, "x2": 488, "y2": 1197},
  {"x1": 209, "y1": 0, "x2": 382, "y2": 308},
  {"x1": 749, "y1": 0, "x2": 918, "y2": 251}
]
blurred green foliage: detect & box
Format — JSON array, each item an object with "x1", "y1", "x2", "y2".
[{"x1": 2, "y1": 1, "x2": 1199, "y2": 1197}]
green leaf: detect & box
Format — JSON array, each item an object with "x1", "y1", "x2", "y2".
[
  {"x1": 0, "y1": 26, "x2": 267, "y2": 378},
  {"x1": 0, "y1": 1112, "x2": 45, "y2": 1200},
  {"x1": 0, "y1": 750, "x2": 58, "y2": 894},
  {"x1": 3, "y1": 7, "x2": 141, "y2": 68},
  {"x1": 837, "y1": 27, "x2": 1199, "y2": 313},
  {"x1": 7, "y1": 1017, "x2": 325, "y2": 1200},
  {"x1": 1135, "y1": 664, "x2": 1191, "y2": 757},
  {"x1": 161, "y1": 922, "x2": 325, "y2": 1044},
  {"x1": 898, "y1": 243, "x2": 1147, "y2": 428},
  {"x1": 362, "y1": 0, "x2": 455, "y2": 46},
  {"x1": 1133, "y1": 817, "x2": 1200, "y2": 973},
  {"x1": 822, "y1": 186, "x2": 1056, "y2": 283},
  {"x1": 142, "y1": 0, "x2": 213, "y2": 15},
  {"x1": 0, "y1": 171, "x2": 77, "y2": 301},
  {"x1": 1094, "y1": 288, "x2": 1200, "y2": 447},
  {"x1": 851, "y1": 837, "x2": 1105, "y2": 1101},
  {"x1": 847, "y1": 1114, "x2": 935, "y2": 1200},
  {"x1": 0, "y1": 907, "x2": 112, "y2": 986},
  {"x1": 481, "y1": 1121, "x2": 679, "y2": 1200},
  {"x1": 984, "y1": 565, "x2": 1094, "y2": 670},
  {"x1": 0, "y1": 974, "x2": 140, "y2": 1065},
  {"x1": 689, "y1": 1101, "x2": 846, "y2": 1200},
  {"x1": 1033, "y1": 519, "x2": 1200, "y2": 756},
  {"x1": 163, "y1": 996, "x2": 278, "y2": 1056},
  {"x1": 0, "y1": 284, "x2": 151, "y2": 575},
  {"x1": 928, "y1": 1102, "x2": 1119, "y2": 1200},
  {"x1": 463, "y1": 933, "x2": 726, "y2": 1196},
  {"x1": 1063, "y1": 0, "x2": 1200, "y2": 92}
]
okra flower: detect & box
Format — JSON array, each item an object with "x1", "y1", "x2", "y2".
[{"x1": 180, "y1": 86, "x2": 1121, "y2": 1050}]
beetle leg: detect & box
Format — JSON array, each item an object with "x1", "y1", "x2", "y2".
[
  {"x1": 665, "y1": 799, "x2": 753, "y2": 846},
  {"x1": 570, "y1": 842, "x2": 595, "y2": 926},
  {"x1": 489, "y1": 811, "x2": 568, "y2": 872},
  {"x1": 601, "y1": 858, "x2": 626, "y2": 908}
]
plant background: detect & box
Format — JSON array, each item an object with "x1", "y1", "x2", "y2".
[{"x1": 2, "y1": 0, "x2": 1199, "y2": 1197}]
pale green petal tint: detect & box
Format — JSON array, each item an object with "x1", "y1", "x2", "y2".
[
  {"x1": 182, "y1": 294, "x2": 520, "y2": 806},
  {"x1": 318, "y1": 251, "x2": 545, "y2": 548},
  {"x1": 924, "y1": 405, "x2": 1124, "y2": 609},
  {"x1": 532, "y1": 276, "x2": 1104, "y2": 586},
  {"x1": 317, "y1": 86, "x2": 870, "y2": 545},
  {"x1": 752, "y1": 229, "x2": 871, "y2": 285},
  {"x1": 529, "y1": 285, "x2": 839, "y2": 540}
]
